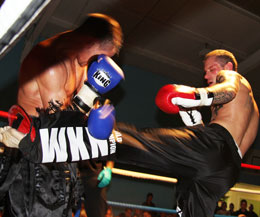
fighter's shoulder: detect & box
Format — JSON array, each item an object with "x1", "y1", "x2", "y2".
[
  {"x1": 217, "y1": 69, "x2": 239, "y2": 77},
  {"x1": 216, "y1": 70, "x2": 242, "y2": 82},
  {"x1": 24, "y1": 50, "x2": 66, "y2": 77},
  {"x1": 21, "y1": 48, "x2": 48, "y2": 72},
  {"x1": 219, "y1": 70, "x2": 253, "y2": 93}
]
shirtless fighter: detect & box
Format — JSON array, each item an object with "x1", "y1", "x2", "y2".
[
  {"x1": 0, "y1": 13, "x2": 123, "y2": 217},
  {"x1": 113, "y1": 49, "x2": 259, "y2": 217}
]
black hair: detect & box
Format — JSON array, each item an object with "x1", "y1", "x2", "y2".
[
  {"x1": 147, "y1": 192, "x2": 153, "y2": 197},
  {"x1": 74, "y1": 13, "x2": 123, "y2": 52},
  {"x1": 240, "y1": 199, "x2": 247, "y2": 205}
]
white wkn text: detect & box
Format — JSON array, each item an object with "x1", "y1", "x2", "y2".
[{"x1": 39, "y1": 127, "x2": 119, "y2": 163}]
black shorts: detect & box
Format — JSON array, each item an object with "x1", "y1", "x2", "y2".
[{"x1": 116, "y1": 123, "x2": 241, "y2": 217}]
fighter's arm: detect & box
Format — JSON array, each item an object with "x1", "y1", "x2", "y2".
[
  {"x1": 0, "y1": 118, "x2": 119, "y2": 164},
  {"x1": 155, "y1": 70, "x2": 240, "y2": 113},
  {"x1": 205, "y1": 70, "x2": 240, "y2": 105}
]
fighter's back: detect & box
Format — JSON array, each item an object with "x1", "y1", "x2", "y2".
[{"x1": 211, "y1": 73, "x2": 259, "y2": 156}]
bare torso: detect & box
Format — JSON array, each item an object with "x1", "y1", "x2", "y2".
[
  {"x1": 210, "y1": 74, "x2": 259, "y2": 156},
  {"x1": 17, "y1": 33, "x2": 87, "y2": 116}
]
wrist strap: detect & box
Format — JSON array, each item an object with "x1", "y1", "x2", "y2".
[
  {"x1": 197, "y1": 88, "x2": 213, "y2": 106},
  {"x1": 73, "y1": 83, "x2": 100, "y2": 112}
]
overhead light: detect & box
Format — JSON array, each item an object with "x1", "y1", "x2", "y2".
[{"x1": 0, "y1": 0, "x2": 51, "y2": 59}]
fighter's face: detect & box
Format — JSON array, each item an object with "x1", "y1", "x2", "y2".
[
  {"x1": 77, "y1": 42, "x2": 117, "y2": 67},
  {"x1": 241, "y1": 201, "x2": 247, "y2": 210},
  {"x1": 204, "y1": 56, "x2": 224, "y2": 86}
]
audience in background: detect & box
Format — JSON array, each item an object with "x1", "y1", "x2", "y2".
[
  {"x1": 117, "y1": 208, "x2": 133, "y2": 217},
  {"x1": 79, "y1": 202, "x2": 87, "y2": 217},
  {"x1": 142, "y1": 192, "x2": 157, "y2": 217},
  {"x1": 248, "y1": 204, "x2": 258, "y2": 217},
  {"x1": 215, "y1": 200, "x2": 222, "y2": 214},
  {"x1": 73, "y1": 200, "x2": 87, "y2": 217},
  {"x1": 105, "y1": 206, "x2": 114, "y2": 217},
  {"x1": 142, "y1": 192, "x2": 156, "y2": 207},
  {"x1": 133, "y1": 208, "x2": 143, "y2": 217},
  {"x1": 234, "y1": 199, "x2": 250, "y2": 217},
  {"x1": 143, "y1": 211, "x2": 152, "y2": 217},
  {"x1": 74, "y1": 192, "x2": 260, "y2": 217},
  {"x1": 227, "y1": 202, "x2": 235, "y2": 216},
  {"x1": 216, "y1": 201, "x2": 229, "y2": 215},
  {"x1": 159, "y1": 212, "x2": 167, "y2": 217}
]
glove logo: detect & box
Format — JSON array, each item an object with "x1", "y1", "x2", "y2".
[{"x1": 92, "y1": 70, "x2": 111, "y2": 88}]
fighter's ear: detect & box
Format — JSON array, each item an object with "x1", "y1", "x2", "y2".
[{"x1": 224, "y1": 62, "x2": 233, "y2": 70}]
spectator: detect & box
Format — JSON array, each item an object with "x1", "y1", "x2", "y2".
[
  {"x1": 117, "y1": 208, "x2": 132, "y2": 217},
  {"x1": 248, "y1": 204, "x2": 258, "y2": 217},
  {"x1": 159, "y1": 212, "x2": 167, "y2": 217},
  {"x1": 234, "y1": 199, "x2": 249, "y2": 216},
  {"x1": 133, "y1": 208, "x2": 143, "y2": 217},
  {"x1": 105, "y1": 206, "x2": 114, "y2": 217},
  {"x1": 142, "y1": 193, "x2": 156, "y2": 207},
  {"x1": 215, "y1": 200, "x2": 222, "y2": 214},
  {"x1": 142, "y1": 192, "x2": 157, "y2": 217},
  {"x1": 227, "y1": 202, "x2": 235, "y2": 216},
  {"x1": 216, "y1": 201, "x2": 229, "y2": 215},
  {"x1": 143, "y1": 211, "x2": 152, "y2": 217},
  {"x1": 78, "y1": 202, "x2": 87, "y2": 217}
]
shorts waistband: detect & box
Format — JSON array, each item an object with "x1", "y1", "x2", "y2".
[
  {"x1": 234, "y1": 141, "x2": 242, "y2": 159},
  {"x1": 209, "y1": 123, "x2": 242, "y2": 167}
]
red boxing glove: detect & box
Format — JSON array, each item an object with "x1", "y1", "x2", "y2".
[
  {"x1": 155, "y1": 84, "x2": 213, "y2": 114},
  {"x1": 155, "y1": 84, "x2": 182, "y2": 114},
  {"x1": 8, "y1": 105, "x2": 36, "y2": 142}
]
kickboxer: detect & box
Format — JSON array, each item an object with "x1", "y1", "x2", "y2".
[
  {"x1": 0, "y1": 13, "x2": 123, "y2": 217},
  {"x1": 114, "y1": 49, "x2": 259, "y2": 217}
]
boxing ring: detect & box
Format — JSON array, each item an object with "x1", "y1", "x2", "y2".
[
  {"x1": 107, "y1": 164, "x2": 260, "y2": 216},
  {"x1": 0, "y1": 1, "x2": 259, "y2": 216}
]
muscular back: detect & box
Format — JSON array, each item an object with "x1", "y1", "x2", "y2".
[
  {"x1": 17, "y1": 33, "x2": 87, "y2": 116},
  {"x1": 209, "y1": 71, "x2": 259, "y2": 156}
]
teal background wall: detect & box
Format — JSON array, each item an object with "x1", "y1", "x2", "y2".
[
  {"x1": 114, "y1": 65, "x2": 185, "y2": 128},
  {"x1": 0, "y1": 38, "x2": 24, "y2": 113}
]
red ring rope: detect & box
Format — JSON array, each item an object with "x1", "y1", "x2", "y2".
[
  {"x1": 241, "y1": 163, "x2": 260, "y2": 170},
  {"x1": 0, "y1": 111, "x2": 17, "y2": 119},
  {"x1": 0, "y1": 110, "x2": 260, "y2": 171}
]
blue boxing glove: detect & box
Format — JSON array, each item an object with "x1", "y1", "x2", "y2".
[
  {"x1": 97, "y1": 167, "x2": 112, "y2": 188},
  {"x1": 88, "y1": 104, "x2": 115, "y2": 139},
  {"x1": 87, "y1": 54, "x2": 124, "y2": 94},
  {"x1": 73, "y1": 55, "x2": 124, "y2": 113}
]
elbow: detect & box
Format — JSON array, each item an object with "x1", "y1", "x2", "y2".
[
  {"x1": 223, "y1": 79, "x2": 239, "y2": 102},
  {"x1": 226, "y1": 86, "x2": 237, "y2": 101}
]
